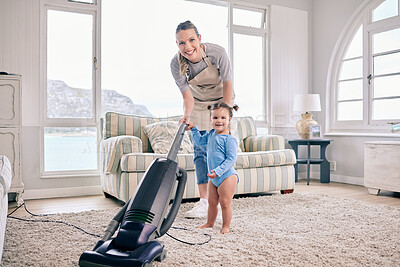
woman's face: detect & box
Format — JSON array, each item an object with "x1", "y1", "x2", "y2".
[{"x1": 176, "y1": 29, "x2": 202, "y2": 63}]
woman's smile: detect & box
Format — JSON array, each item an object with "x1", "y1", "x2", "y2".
[{"x1": 185, "y1": 48, "x2": 196, "y2": 56}]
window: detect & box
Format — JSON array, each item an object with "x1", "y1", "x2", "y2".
[
  {"x1": 41, "y1": 1, "x2": 99, "y2": 176},
  {"x1": 337, "y1": 26, "x2": 363, "y2": 121},
  {"x1": 371, "y1": 27, "x2": 400, "y2": 121},
  {"x1": 372, "y1": 0, "x2": 398, "y2": 22},
  {"x1": 231, "y1": 6, "x2": 267, "y2": 120},
  {"x1": 101, "y1": 0, "x2": 268, "y2": 121},
  {"x1": 329, "y1": 0, "x2": 400, "y2": 132}
]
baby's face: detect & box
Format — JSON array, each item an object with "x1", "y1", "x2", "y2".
[{"x1": 211, "y1": 108, "x2": 231, "y2": 135}]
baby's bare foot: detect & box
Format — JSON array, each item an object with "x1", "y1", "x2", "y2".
[
  {"x1": 198, "y1": 223, "x2": 213, "y2": 229},
  {"x1": 221, "y1": 227, "x2": 230, "y2": 234}
]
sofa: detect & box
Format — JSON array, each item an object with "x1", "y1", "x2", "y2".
[
  {"x1": 0, "y1": 156, "x2": 11, "y2": 263},
  {"x1": 100, "y1": 112, "x2": 297, "y2": 203}
]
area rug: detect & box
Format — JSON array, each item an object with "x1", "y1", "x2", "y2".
[{"x1": 1, "y1": 193, "x2": 399, "y2": 266}]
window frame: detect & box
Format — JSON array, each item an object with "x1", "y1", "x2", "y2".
[
  {"x1": 327, "y1": 0, "x2": 400, "y2": 135},
  {"x1": 229, "y1": 3, "x2": 269, "y2": 125},
  {"x1": 40, "y1": 0, "x2": 101, "y2": 178}
]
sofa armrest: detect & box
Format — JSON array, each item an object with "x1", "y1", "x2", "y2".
[
  {"x1": 0, "y1": 156, "x2": 12, "y2": 197},
  {"x1": 101, "y1": 136, "x2": 143, "y2": 173},
  {"x1": 243, "y1": 135, "x2": 285, "y2": 152}
]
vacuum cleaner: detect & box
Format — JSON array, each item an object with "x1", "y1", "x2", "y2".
[{"x1": 79, "y1": 123, "x2": 188, "y2": 267}]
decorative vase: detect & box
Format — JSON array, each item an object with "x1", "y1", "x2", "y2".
[{"x1": 296, "y1": 113, "x2": 318, "y2": 139}]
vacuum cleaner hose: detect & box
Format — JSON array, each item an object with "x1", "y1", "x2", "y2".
[
  {"x1": 159, "y1": 167, "x2": 187, "y2": 236},
  {"x1": 94, "y1": 197, "x2": 130, "y2": 247}
]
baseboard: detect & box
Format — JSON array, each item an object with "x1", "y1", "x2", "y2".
[
  {"x1": 330, "y1": 174, "x2": 363, "y2": 186},
  {"x1": 22, "y1": 186, "x2": 103, "y2": 200},
  {"x1": 298, "y1": 171, "x2": 364, "y2": 186}
]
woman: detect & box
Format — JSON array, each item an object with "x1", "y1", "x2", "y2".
[{"x1": 170, "y1": 20, "x2": 236, "y2": 218}]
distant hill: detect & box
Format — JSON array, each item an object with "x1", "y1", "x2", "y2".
[{"x1": 47, "y1": 80, "x2": 153, "y2": 118}]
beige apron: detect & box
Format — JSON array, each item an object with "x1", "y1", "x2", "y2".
[{"x1": 187, "y1": 47, "x2": 235, "y2": 131}]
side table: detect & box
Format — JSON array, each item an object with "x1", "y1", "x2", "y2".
[{"x1": 288, "y1": 139, "x2": 333, "y2": 185}]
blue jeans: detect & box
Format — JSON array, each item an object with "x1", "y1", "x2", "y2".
[{"x1": 193, "y1": 131, "x2": 208, "y2": 185}]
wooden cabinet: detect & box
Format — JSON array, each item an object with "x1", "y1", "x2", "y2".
[
  {"x1": 0, "y1": 75, "x2": 23, "y2": 204},
  {"x1": 364, "y1": 141, "x2": 400, "y2": 195}
]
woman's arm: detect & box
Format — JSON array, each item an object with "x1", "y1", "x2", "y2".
[
  {"x1": 222, "y1": 80, "x2": 233, "y2": 105},
  {"x1": 180, "y1": 89, "x2": 194, "y2": 124}
]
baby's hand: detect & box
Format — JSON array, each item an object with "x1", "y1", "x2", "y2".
[
  {"x1": 186, "y1": 122, "x2": 196, "y2": 130},
  {"x1": 207, "y1": 170, "x2": 217, "y2": 179}
]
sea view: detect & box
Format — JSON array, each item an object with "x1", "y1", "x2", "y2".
[{"x1": 44, "y1": 135, "x2": 97, "y2": 171}]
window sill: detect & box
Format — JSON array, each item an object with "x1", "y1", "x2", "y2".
[
  {"x1": 324, "y1": 131, "x2": 400, "y2": 138},
  {"x1": 41, "y1": 172, "x2": 100, "y2": 179}
]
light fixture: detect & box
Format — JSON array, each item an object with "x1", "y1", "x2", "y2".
[{"x1": 293, "y1": 94, "x2": 321, "y2": 139}]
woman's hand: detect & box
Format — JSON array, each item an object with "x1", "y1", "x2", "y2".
[
  {"x1": 179, "y1": 115, "x2": 195, "y2": 130},
  {"x1": 179, "y1": 116, "x2": 196, "y2": 130},
  {"x1": 179, "y1": 115, "x2": 190, "y2": 125},
  {"x1": 207, "y1": 170, "x2": 217, "y2": 179}
]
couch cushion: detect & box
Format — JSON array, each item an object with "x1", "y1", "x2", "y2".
[
  {"x1": 0, "y1": 156, "x2": 12, "y2": 197},
  {"x1": 243, "y1": 135, "x2": 285, "y2": 152},
  {"x1": 143, "y1": 121, "x2": 193, "y2": 154},
  {"x1": 233, "y1": 117, "x2": 257, "y2": 151},
  {"x1": 120, "y1": 153, "x2": 195, "y2": 172},
  {"x1": 104, "y1": 112, "x2": 181, "y2": 152},
  {"x1": 234, "y1": 149, "x2": 296, "y2": 169},
  {"x1": 0, "y1": 156, "x2": 12, "y2": 263},
  {"x1": 230, "y1": 119, "x2": 243, "y2": 153}
]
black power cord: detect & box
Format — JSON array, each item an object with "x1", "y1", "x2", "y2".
[
  {"x1": 167, "y1": 226, "x2": 212, "y2": 245},
  {"x1": 7, "y1": 202, "x2": 101, "y2": 238},
  {"x1": 7, "y1": 202, "x2": 212, "y2": 245}
]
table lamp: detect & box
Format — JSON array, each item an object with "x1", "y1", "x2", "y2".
[{"x1": 293, "y1": 94, "x2": 321, "y2": 139}]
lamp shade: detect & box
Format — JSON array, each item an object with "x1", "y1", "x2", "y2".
[{"x1": 293, "y1": 94, "x2": 321, "y2": 112}]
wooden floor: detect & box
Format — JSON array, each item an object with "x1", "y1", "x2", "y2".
[{"x1": 7, "y1": 180, "x2": 400, "y2": 217}]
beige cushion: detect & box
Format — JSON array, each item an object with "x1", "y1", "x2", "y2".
[
  {"x1": 143, "y1": 121, "x2": 193, "y2": 154},
  {"x1": 230, "y1": 118, "x2": 243, "y2": 153}
]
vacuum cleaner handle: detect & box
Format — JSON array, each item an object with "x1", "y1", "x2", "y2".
[
  {"x1": 167, "y1": 123, "x2": 188, "y2": 161},
  {"x1": 159, "y1": 167, "x2": 187, "y2": 237}
]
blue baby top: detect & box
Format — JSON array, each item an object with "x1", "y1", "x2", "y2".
[{"x1": 191, "y1": 126, "x2": 238, "y2": 187}]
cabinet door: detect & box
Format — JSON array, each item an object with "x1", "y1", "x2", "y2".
[
  {"x1": 0, "y1": 77, "x2": 21, "y2": 125},
  {"x1": 0, "y1": 128, "x2": 21, "y2": 190},
  {"x1": 364, "y1": 142, "x2": 400, "y2": 192}
]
